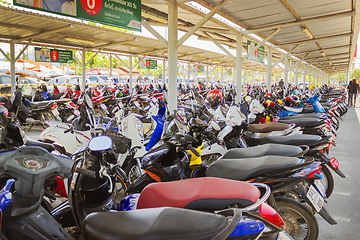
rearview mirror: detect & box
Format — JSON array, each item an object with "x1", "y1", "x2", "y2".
[
  {"x1": 88, "y1": 136, "x2": 112, "y2": 151},
  {"x1": 210, "y1": 120, "x2": 220, "y2": 131}
]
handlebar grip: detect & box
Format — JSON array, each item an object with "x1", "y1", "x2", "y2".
[
  {"x1": 64, "y1": 128, "x2": 71, "y2": 133},
  {"x1": 75, "y1": 167, "x2": 96, "y2": 178},
  {"x1": 187, "y1": 144, "x2": 200, "y2": 157}
]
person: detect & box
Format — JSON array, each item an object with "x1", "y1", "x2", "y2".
[
  {"x1": 39, "y1": 50, "x2": 48, "y2": 62},
  {"x1": 279, "y1": 79, "x2": 284, "y2": 88},
  {"x1": 347, "y1": 79, "x2": 359, "y2": 107}
]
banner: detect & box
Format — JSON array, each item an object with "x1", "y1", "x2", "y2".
[
  {"x1": 197, "y1": 65, "x2": 204, "y2": 73},
  {"x1": 35, "y1": 47, "x2": 73, "y2": 63},
  {"x1": 246, "y1": 40, "x2": 265, "y2": 64},
  {"x1": 14, "y1": 0, "x2": 141, "y2": 31},
  {"x1": 140, "y1": 59, "x2": 157, "y2": 69}
]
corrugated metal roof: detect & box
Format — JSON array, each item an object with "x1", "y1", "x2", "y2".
[{"x1": 141, "y1": 0, "x2": 360, "y2": 74}]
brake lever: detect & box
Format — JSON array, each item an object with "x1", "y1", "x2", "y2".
[{"x1": 99, "y1": 165, "x2": 113, "y2": 193}]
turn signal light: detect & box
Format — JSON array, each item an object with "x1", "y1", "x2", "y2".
[{"x1": 259, "y1": 203, "x2": 285, "y2": 228}]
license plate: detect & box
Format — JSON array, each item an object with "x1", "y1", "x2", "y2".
[
  {"x1": 314, "y1": 179, "x2": 326, "y2": 198},
  {"x1": 330, "y1": 157, "x2": 339, "y2": 169},
  {"x1": 307, "y1": 185, "x2": 324, "y2": 212},
  {"x1": 52, "y1": 109, "x2": 59, "y2": 116},
  {"x1": 277, "y1": 231, "x2": 293, "y2": 240},
  {"x1": 100, "y1": 103, "x2": 107, "y2": 111}
]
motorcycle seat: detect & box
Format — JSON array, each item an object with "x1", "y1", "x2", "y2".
[
  {"x1": 25, "y1": 138, "x2": 55, "y2": 152},
  {"x1": 83, "y1": 207, "x2": 228, "y2": 240},
  {"x1": 278, "y1": 118, "x2": 325, "y2": 128},
  {"x1": 23, "y1": 94, "x2": 32, "y2": 101},
  {"x1": 302, "y1": 106, "x2": 329, "y2": 113},
  {"x1": 136, "y1": 177, "x2": 259, "y2": 211},
  {"x1": 28, "y1": 100, "x2": 54, "y2": 109},
  {"x1": 284, "y1": 106, "x2": 303, "y2": 113},
  {"x1": 0, "y1": 96, "x2": 7, "y2": 103},
  {"x1": 248, "y1": 122, "x2": 294, "y2": 133},
  {"x1": 206, "y1": 156, "x2": 302, "y2": 181},
  {"x1": 280, "y1": 113, "x2": 326, "y2": 119},
  {"x1": 260, "y1": 134, "x2": 323, "y2": 147},
  {"x1": 222, "y1": 144, "x2": 306, "y2": 159},
  {"x1": 55, "y1": 98, "x2": 72, "y2": 104}
]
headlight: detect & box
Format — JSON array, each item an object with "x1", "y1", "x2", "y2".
[
  {"x1": 141, "y1": 148, "x2": 168, "y2": 167},
  {"x1": 134, "y1": 117, "x2": 144, "y2": 138}
]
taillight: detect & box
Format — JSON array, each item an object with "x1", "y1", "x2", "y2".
[
  {"x1": 259, "y1": 203, "x2": 285, "y2": 228},
  {"x1": 50, "y1": 103, "x2": 57, "y2": 110}
]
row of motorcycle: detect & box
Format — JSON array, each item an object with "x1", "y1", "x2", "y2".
[{"x1": 0, "y1": 82, "x2": 348, "y2": 239}]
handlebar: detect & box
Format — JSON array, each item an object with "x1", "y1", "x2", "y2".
[
  {"x1": 64, "y1": 128, "x2": 71, "y2": 134},
  {"x1": 75, "y1": 166, "x2": 96, "y2": 178},
  {"x1": 187, "y1": 144, "x2": 200, "y2": 157}
]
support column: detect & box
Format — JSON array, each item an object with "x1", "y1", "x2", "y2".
[
  {"x1": 266, "y1": 47, "x2": 272, "y2": 91},
  {"x1": 81, "y1": 48, "x2": 86, "y2": 92},
  {"x1": 251, "y1": 70, "x2": 253, "y2": 86},
  {"x1": 221, "y1": 67, "x2": 224, "y2": 85},
  {"x1": 10, "y1": 42, "x2": 15, "y2": 99},
  {"x1": 284, "y1": 55, "x2": 289, "y2": 93},
  {"x1": 129, "y1": 55, "x2": 133, "y2": 94},
  {"x1": 187, "y1": 62, "x2": 191, "y2": 85},
  {"x1": 163, "y1": 59, "x2": 166, "y2": 84},
  {"x1": 303, "y1": 64, "x2": 307, "y2": 90},
  {"x1": 168, "y1": 0, "x2": 178, "y2": 113},
  {"x1": 206, "y1": 65, "x2": 209, "y2": 88},
  {"x1": 235, "y1": 32, "x2": 243, "y2": 103},
  {"x1": 294, "y1": 62, "x2": 300, "y2": 86},
  {"x1": 308, "y1": 66, "x2": 312, "y2": 87},
  {"x1": 109, "y1": 54, "x2": 112, "y2": 78}
]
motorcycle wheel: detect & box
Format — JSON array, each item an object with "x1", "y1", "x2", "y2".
[
  {"x1": 94, "y1": 108, "x2": 107, "y2": 116},
  {"x1": 60, "y1": 111, "x2": 75, "y2": 123},
  {"x1": 275, "y1": 197, "x2": 319, "y2": 240},
  {"x1": 42, "y1": 111, "x2": 56, "y2": 128},
  {"x1": 319, "y1": 164, "x2": 334, "y2": 198}
]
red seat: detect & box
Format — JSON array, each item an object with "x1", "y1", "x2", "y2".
[{"x1": 137, "y1": 177, "x2": 260, "y2": 211}]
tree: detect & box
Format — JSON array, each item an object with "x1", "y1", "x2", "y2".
[
  {"x1": 334, "y1": 73, "x2": 347, "y2": 85},
  {"x1": 351, "y1": 69, "x2": 360, "y2": 80}
]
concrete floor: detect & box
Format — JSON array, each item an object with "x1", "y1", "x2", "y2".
[{"x1": 25, "y1": 104, "x2": 360, "y2": 240}]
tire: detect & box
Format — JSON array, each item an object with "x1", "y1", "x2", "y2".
[
  {"x1": 320, "y1": 164, "x2": 334, "y2": 198},
  {"x1": 275, "y1": 197, "x2": 319, "y2": 240},
  {"x1": 94, "y1": 108, "x2": 107, "y2": 116},
  {"x1": 60, "y1": 111, "x2": 75, "y2": 123}
]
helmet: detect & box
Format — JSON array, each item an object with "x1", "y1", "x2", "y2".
[{"x1": 206, "y1": 89, "x2": 223, "y2": 108}]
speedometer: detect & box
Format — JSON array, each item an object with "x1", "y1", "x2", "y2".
[{"x1": 22, "y1": 158, "x2": 45, "y2": 171}]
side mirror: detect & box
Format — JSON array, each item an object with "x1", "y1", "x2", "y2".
[
  {"x1": 210, "y1": 120, "x2": 220, "y2": 131},
  {"x1": 88, "y1": 136, "x2": 112, "y2": 151}
]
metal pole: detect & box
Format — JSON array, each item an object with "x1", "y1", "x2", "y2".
[
  {"x1": 221, "y1": 67, "x2": 224, "y2": 86},
  {"x1": 284, "y1": 55, "x2": 289, "y2": 93},
  {"x1": 109, "y1": 54, "x2": 112, "y2": 78},
  {"x1": 163, "y1": 58, "x2": 166, "y2": 84},
  {"x1": 235, "y1": 32, "x2": 243, "y2": 104},
  {"x1": 168, "y1": 0, "x2": 178, "y2": 113},
  {"x1": 81, "y1": 48, "x2": 86, "y2": 92},
  {"x1": 303, "y1": 64, "x2": 307, "y2": 89},
  {"x1": 206, "y1": 65, "x2": 209, "y2": 88},
  {"x1": 10, "y1": 41, "x2": 15, "y2": 100},
  {"x1": 129, "y1": 55, "x2": 133, "y2": 94},
  {"x1": 266, "y1": 46, "x2": 272, "y2": 91},
  {"x1": 295, "y1": 61, "x2": 300, "y2": 86},
  {"x1": 187, "y1": 62, "x2": 191, "y2": 85}
]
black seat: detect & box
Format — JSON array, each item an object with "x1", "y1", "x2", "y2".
[
  {"x1": 222, "y1": 144, "x2": 305, "y2": 159},
  {"x1": 302, "y1": 106, "x2": 329, "y2": 113},
  {"x1": 260, "y1": 134, "x2": 323, "y2": 147},
  {"x1": 29, "y1": 100, "x2": 54, "y2": 109},
  {"x1": 278, "y1": 118, "x2": 325, "y2": 128},
  {"x1": 83, "y1": 207, "x2": 228, "y2": 240},
  {"x1": 206, "y1": 156, "x2": 302, "y2": 181},
  {"x1": 281, "y1": 113, "x2": 326, "y2": 119},
  {"x1": 25, "y1": 139, "x2": 55, "y2": 152},
  {"x1": 0, "y1": 96, "x2": 7, "y2": 103}
]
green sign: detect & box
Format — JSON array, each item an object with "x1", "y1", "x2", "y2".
[
  {"x1": 197, "y1": 65, "x2": 204, "y2": 73},
  {"x1": 227, "y1": 69, "x2": 232, "y2": 75},
  {"x1": 50, "y1": 49, "x2": 73, "y2": 63},
  {"x1": 246, "y1": 40, "x2": 265, "y2": 64},
  {"x1": 35, "y1": 48, "x2": 72, "y2": 63},
  {"x1": 146, "y1": 59, "x2": 157, "y2": 69},
  {"x1": 14, "y1": 0, "x2": 141, "y2": 31}
]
